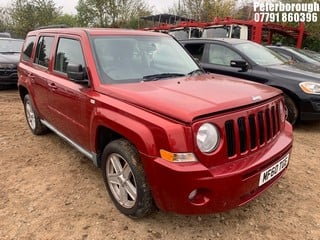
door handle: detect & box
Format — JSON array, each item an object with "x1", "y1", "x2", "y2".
[
  {"x1": 27, "y1": 73, "x2": 35, "y2": 82},
  {"x1": 48, "y1": 82, "x2": 57, "y2": 90}
]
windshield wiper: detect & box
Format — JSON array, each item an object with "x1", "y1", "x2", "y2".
[
  {"x1": 187, "y1": 69, "x2": 204, "y2": 76},
  {"x1": 142, "y1": 73, "x2": 185, "y2": 81}
]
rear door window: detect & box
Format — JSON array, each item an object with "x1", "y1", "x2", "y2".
[{"x1": 22, "y1": 36, "x2": 36, "y2": 62}]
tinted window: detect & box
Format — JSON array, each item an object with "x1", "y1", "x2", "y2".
[
  {"x1": 54, "y1": 38, "x2": 86, "y2": 74},
  {"x1": 208, "y1": 44, "x2": 243, "y2": 66},
  {"x1": 184, "y1": 43, "x2": 205, "y2": 61},
  {"x1": 22, "y1": 36, "x2": 36, "y2": 62},
  {"x1": 34, "y1": 36, "x2": 54, "y2": 67}
]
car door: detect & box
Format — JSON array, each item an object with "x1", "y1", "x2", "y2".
[
  {"x1": 25, "y1": 35, "x2": 55, "y2": 118},
  {"x1": 46, "y1": 36, "x2": 92, "y2": 150},
  {"x1": 200, "y1": 43, "x2": 270, "y2": 84}
]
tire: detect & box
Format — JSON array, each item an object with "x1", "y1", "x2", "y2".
[
  {"x1": 284, "y1": 94, "x2": 298, "y2": 125},
  {"x1": 101, "y1": 139, "x2": 155, "y2": 218},
  {"x1": 23, "y1": 94, "x2": 48, "y2": 135}
]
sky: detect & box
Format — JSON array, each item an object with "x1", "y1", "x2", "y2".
[{"x1": 0, "y1": 0, "x2": 176, "y2": 14}]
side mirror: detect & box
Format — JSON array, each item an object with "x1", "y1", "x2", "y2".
[
  {"x1": 230, "y1": 60, "x2": 248, "y2": 72},
  {"x1": 67, "y1": 64, "x2": 89, "y2": 84}
]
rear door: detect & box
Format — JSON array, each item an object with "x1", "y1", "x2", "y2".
[
  {"x1": 32, "y1": 35, "x2": 55, "y2": 118},
  {"x1": 20, "y1": 35, "x2": 55, "y2": 118}
]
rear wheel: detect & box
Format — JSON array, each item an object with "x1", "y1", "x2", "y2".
[
  {"x1": 101, "y1": 139, "x2": 155, "y2": 218},
  {"x1": 23, "y1": 94, "x2": 48, "y2": 135},
  {"x1": 284, "y1": 94, "x2": 298, "y2": 125}
]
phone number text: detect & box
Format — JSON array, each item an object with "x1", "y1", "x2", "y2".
[{"x1": 254, "y1": 12, "x2": 318, "y2": 22}]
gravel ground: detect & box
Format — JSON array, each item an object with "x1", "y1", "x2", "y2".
[{"x1": 0, "y1": 89, "x2": 319, "y2": 240}]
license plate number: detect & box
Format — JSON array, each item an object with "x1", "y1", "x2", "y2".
[{"x1": 259, "y1": 154, "x2": 289, "y2": 187}]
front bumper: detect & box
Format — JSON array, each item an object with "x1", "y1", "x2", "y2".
[
  {"x1": 143, "y1": 123, "x2": 293, "y2": 215},
  {"x1": 299, "y1": 97, "x2": 320, "y2": 121},
  {"x1": 0, "y1": 69, "x2": 18, "y2": 86}
]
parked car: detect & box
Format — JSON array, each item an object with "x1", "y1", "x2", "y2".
[
  {"x1": 18, "y1": 28, "x2": 292, "y2": 218},
  {"x1": 180, "y1": 38, "x2": 320, "y2": 124},
  {"x1": 0, "y1": 32, "x2": 11, "y2": 38},
  {"x1": 301, "y1": 49, "x2": 320, "y2": 62},
  {"x1": 267, "y1": 45, "x2": 320, "y2": 65},
  {"x1": 0, "y1": 37, "x2": 24, "y2": 89}
]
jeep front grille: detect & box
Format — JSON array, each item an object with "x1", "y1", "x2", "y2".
[{"x1": 225, "y1": 104, "x2": 281, "y2": 157}]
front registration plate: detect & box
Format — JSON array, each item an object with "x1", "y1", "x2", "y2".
[{"x1": 259, "y1": 153, "x2": 289, "y2": 187}]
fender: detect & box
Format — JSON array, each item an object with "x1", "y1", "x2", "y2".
[{"x1": 90, "y1": 107, "x2": 158, "y2": 156}]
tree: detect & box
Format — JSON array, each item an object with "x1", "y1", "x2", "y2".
[
  {"x1": 0, "y1": 7, "x2": 12, "y2": 33},
  {"x1": 53, "y1": 14, "x2": 78, "y2": 27},
  {"x1": 76, "y1": 0, "x2": 152, "y2": 28},
  {"x1": 10, "y1": 0, "x2": 62, "y2": 37},
  {"x1": 181, "y1": 0, "x2": 236, "y2": 21}
]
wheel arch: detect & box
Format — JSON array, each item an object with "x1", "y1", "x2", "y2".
[
  {"x1": 18, "y1": 85, "x2": 29, "y2": 102},
  {"x1": 270, "y1": 85, "x2": 300, "y2": 112},
  {"x1": 92, "y1": 113, "x2": 157, "y2": 168}
]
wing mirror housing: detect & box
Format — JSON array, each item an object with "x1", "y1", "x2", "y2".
[
  {"x1": 67, "y1": 64, "x2": 89, "y2": 85},
  {"x1": 230, "y1": 60, "x2": 248, "y2": 72}
]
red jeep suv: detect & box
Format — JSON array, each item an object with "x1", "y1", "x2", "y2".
[{"x1": 18, "y1": 28, "x2": 293, "y2": 218}]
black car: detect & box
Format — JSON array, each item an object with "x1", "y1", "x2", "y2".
[
  {"x1": 267, "y1": 45, "x2": 320, "y2": 65},
  {"x1": 180, "y1": 38, "x2": 320, "y2": 124},
  {"x1": 0, "y1": 38, "x2": 24, "y2": 89}
]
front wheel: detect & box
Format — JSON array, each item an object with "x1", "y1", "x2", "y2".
[
  {"x1": 284, "y1": 94, "x2": 298, "y2": 125},
  {"x1": 101, "y1": 139, "x2": 155, "y2": 218}
]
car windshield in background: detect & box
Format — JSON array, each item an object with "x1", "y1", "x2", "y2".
[
  {"x1": 234, "y1": 42, "x2": 286, "y2": 66},
  {"x1": 93, "y1": 36, "x2": 200, "y2": 83},
  {"x1": 168, "y1": 29, "x2": 189, "y2": 40},
  {"x1": 202, "y1": 26, "x2": 231, "y2": 38},
  {"x1": 289, "y1": 47, "x2": 320, "y2": 64},
  {"x1": 301, "y1": 49, "x2": 320, "y2": 62},
  {"x1": 0, "y1": 39, "x2": 23, "y2": 53}
]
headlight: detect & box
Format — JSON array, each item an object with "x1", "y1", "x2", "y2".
[
  {"x1": 299, "y1": 82, "x2": 320, "y2": 94},
  {"x1": 196, "y1": 123, "x2": 220, "y2": 153}
]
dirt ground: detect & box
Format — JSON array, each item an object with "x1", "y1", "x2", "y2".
[{"x1": 0, "y1": 89, "x2": 319, "y2": 240}]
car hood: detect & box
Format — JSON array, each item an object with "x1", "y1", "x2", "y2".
[
  {"x1": 266, "y1": 63, "x2": 320, "y2": 82},
  {"x1": 100, "y1": 74, "x2": 281, "y2": 123},
  {"x1": 0, "y1": 53, "x2": 20, "y2": 64}
]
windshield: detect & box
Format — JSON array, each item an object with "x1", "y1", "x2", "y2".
[
  {"x1": 234, "y1": 42, "x2": 285, "y2": 66},
  {"x1": 202, "y1": 26, "x2": 230, "y2": 38},
  {"x1": 0, "y1": 39, "x2": 23, "y2": 53},
  {"x1": 168, "y1": 29, "x2": 189, "y2": 40},
  {"x1": 93, "y1": 35, "x2": 200, "y2": 83},
  {"x1": 287, "y1": 47, "x2": 320, "y2": 64},
  {"x1": 301, "y1": 49, "x2": 320, "y2": 62}
]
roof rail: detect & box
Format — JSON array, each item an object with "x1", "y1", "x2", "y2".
[{"x1": 35, "y1": 24, "x2": 70, "y2": 30}]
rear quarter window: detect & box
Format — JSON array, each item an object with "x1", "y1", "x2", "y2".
[{"x1": 22, "y1": 36, "x2": 36, "y2": 62}]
